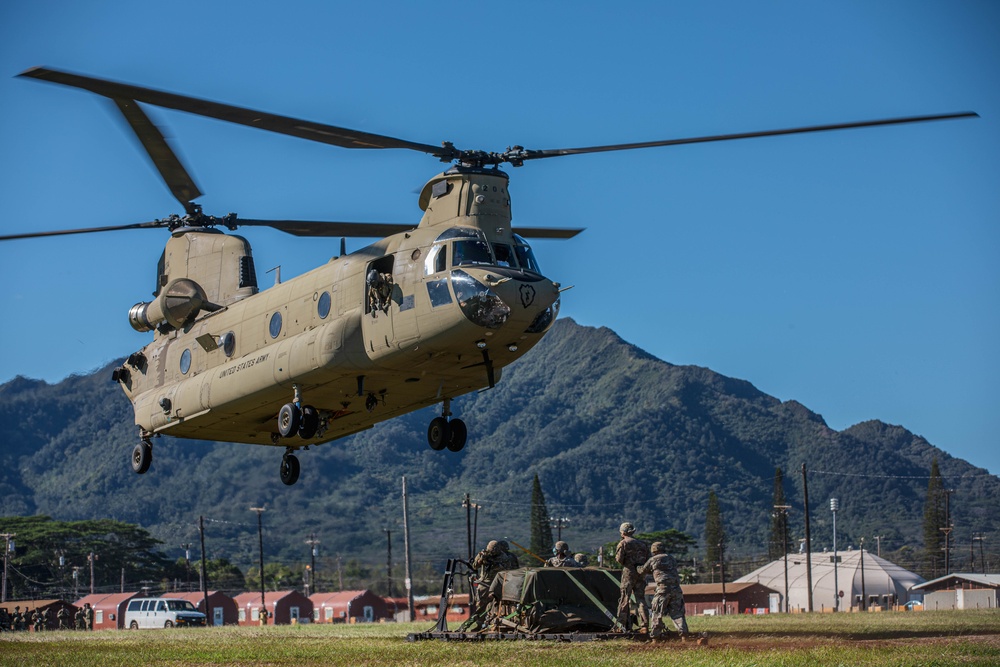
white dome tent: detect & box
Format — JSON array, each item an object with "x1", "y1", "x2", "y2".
[{"x1": 735, "y1": 548, "x2": 925, "y2": 612}]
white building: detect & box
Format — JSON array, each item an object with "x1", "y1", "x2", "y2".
[{"x1": 736, "y1": 547, "x2": 925, "y2": 611}]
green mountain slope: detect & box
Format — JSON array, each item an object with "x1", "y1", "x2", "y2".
[{"x1": 1, "y1": 318, "x2": 995, "y2": 581}]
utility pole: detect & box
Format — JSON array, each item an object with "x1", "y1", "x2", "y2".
[
  {"x1": 859, "y1": 537, "x2": 866, "y2": 611},
  {"x1": 873, "y1": 535, "x2": 885, "y2": 558},
  {"x1": 249, "y1": 507, "x2": 266, "y2": 609},
  {"x1": 88, "y1": 551, "x2": 98, "y2": 595},
  {"x1": 941, "y1": 489, "x2": 954, "y2": 575},
  {"x1": 402, "y1": 476, "x2": 414, "y2": 622},
  {"x1": 1, "y1": 533, "x2": 14, "y2": 603},
  {"x1": 384, "y1": 529, "x2": 393, "y2": 598},
  {"x1": 830, "y1": 498, "x2": 839, "y2": 612},
  {"x1": 181, "y1": 543, "x2": 192, "y2": 590},
  {"x1": 305, "y1": 533, "x2": 321, "y2": 596},
  {"x1": 719, "y1": 537, "x2": 727, "y2": 614},
  {"x1": 774, "y1": 505, "x2": 790, "y2": 612},
  {"x1": 199, "y1": 515, "x2": 209, "y2": 623},
  {"x1": 801, "y1": 463, "x2": 814, "y2": 612}
]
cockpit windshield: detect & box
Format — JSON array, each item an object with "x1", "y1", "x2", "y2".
[
  {"x1": 513, "y1": 234, "x2": 541, "y2": 273},
  {"x1": 452, "y1": 239, "x2": 493, "y2": 267}
]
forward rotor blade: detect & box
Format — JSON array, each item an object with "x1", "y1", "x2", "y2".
[
  {"x1": 235, "y1": 219, "x2": 413, "y2": 238},
  {"x1": 19, "y1": 67, "x2": 453, "y2": 158},
  {"x1": 111, "y1": 97, "x2": 202, "y2": 212},
  {"x1": 514, "y1": 112, "x2": 979, "y2": 161},
  {"x1": 511, "y1": 227, "x2": 584, "y2": 239},
  {"x1": 0, "y1": 220, "x2": 166, "y2": 241}
]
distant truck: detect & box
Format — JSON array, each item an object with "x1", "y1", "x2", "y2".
[{"x1": 124, "y1": 597, "x2": 207, "y2": 629}]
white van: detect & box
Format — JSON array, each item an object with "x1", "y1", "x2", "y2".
[{"x1": 124, "y1": 597, "x2": 207, "y2": 629}]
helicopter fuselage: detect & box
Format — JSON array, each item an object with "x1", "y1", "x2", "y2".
[{"x1": 113, "y1": 167, "x2": 561, "y2": 450}]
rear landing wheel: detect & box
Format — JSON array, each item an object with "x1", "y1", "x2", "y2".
[
  {"x1": 446, "y1": 418, "x2": 467, "y2": 452},
  {"x1": 427, "y1": 417, "x2": 448, "y2": 451},
  {"x1": 280, "y1": 453, "x2": 300, "y2": 485},
  {"x1": 131, "y1": 441, "x2": 152, "y2": 474}
]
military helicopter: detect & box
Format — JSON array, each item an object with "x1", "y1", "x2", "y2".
[{"x1": 4, "y1": 66, "x2": 975, "y2": 485}]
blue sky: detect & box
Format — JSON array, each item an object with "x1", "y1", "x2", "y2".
[{"x1": 1, "y1": 1, "x2": 998, "y2": 474}]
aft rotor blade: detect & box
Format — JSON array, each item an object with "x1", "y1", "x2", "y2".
[
  {"x1": 19, "y1": 67, "x2": 454, "y2": 158},
  {"x1": 0, "y1": 220, "x2": 166, "y2": 241},
  {"x1": 514, "y1": 112, "x2": 980, "y2": 161},
  {"x1": 111, "y1": 98, "x2": 202, "y2": 213}
]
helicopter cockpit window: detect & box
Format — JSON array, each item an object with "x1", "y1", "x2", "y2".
[
  {"x1": 513, "y1": 234, "x2": 541, "y2": 273},
  {"x1": 221, "y1": 332, "x2": 236, "y2": 357},
  {"x1": 424, "y1": 244, "x2": 447, "y2": 276},
  {"x1": 435, "y1": 227, "x2": 482, "y2": 242},
  {"x1": 452, "y1": 239, "x2": 493, "y2": 267},
  {"x1": 179, "y1": 348, "x2": 192, "y2": 375},
  {"x1": 492, "y1": 243, "x2": 516, "y2": 268},
  {"x1": 269, "y1": 312, "x2": 282, "y2": 339}
]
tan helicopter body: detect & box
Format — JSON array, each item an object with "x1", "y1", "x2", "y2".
[
  {"x1": 116, "y1": 168, "x2": 559, "y2": 483},
  {"x1": 7, "y1": 66, "x2": 975, "y2": 485}
]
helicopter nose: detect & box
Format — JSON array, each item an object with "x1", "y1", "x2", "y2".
[{"x1": 451, "y1": 269, "x2": 559, "y2": 332}]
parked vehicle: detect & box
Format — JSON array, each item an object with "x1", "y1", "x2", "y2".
[{"x1": 124, "y1": 597, "x2": 207, "y2": 628}]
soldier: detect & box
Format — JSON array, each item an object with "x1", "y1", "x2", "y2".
[
  {"x1": 83, "y1": 602, "x2": 94, "y2": 630},
  {"x1": 495, "y1": 540, "x2": 519, "y2": 571},
  {"x1": 57, "y1": 606, "x2": 69, "y2": 630},
  {"x1": 259, "y1": 605, "x2": 269, "y2": 626},
  {"x1": 574, "y1": 553, "x2": 589, "y2": 567},
  {"x1": 75, "y1": 606, "x2": 85, "y2": 630},
  {"x1": 545, "y1": 541, "x2": 582, "y2": 567},
  {"x1": 24, "y1": 608, "x2": 35, "y2": 633},
  {"x1": 0, "y1": 606, "x2": 11, "y2": 632},
  {"x1": 468, "y1": 540, "x2": 503, "y2": 627},
  {"x1": 639, "y1": 541, "x2": 689, "y2": 640},
  {"x1": 33, "y1": 608, "x2": 44, "y2": 632},
  {"x1": 615, "y1": 521, "x2": 650, "y2": 633}
]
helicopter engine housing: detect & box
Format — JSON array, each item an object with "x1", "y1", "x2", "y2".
[{"x1": 129, "y1": 277, "x2": 209, "y2": 332}]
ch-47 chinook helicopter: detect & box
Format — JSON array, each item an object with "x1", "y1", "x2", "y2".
[{"x1": 5, "y1": 67, "x2": 976, "y2": 485}]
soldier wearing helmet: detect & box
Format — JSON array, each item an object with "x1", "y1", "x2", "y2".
[
  {"x1": 639, "y1": 541, "x2": 689, "y2": 640},
  {"x1": 615, "y1": 521, "x2": 650, "y2": 633},
  {"x1": 468, "y1": 538, "x2": 520, "y2": 629},
  {"x1": 545, "y1": 541, "x2": 582, "y2": 567}
]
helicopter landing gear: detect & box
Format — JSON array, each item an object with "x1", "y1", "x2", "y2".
[
  {"x1": 277, "y1": 384, "x2": 321, "y2": 440},
  {"x1": 280, "y1": 448, "x2": 300, "y2": 486},
  {"x1": 427, "y1": 398, "x2": 467, "y2": 452},
  {"x1": 299, "y1": 405, "x2": 319, "y2": 439},
  {"x1": 131, "y1": 439, "x2": 152, "y2": 475}
]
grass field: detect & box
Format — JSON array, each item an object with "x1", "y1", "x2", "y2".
[{"x1": 2, "y1": 610, "x2": 998, "y2": 666}]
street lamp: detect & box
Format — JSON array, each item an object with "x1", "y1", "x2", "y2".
[{"x1": 830, "y1": 498, "x2": 840, "y2": 612}]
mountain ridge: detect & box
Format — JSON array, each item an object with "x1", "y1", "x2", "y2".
[{"x1": 1, "y1": 318, "x2": 995, "y2": 577}]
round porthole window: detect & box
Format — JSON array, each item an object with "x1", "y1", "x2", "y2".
[
  {"x1": 269, "y1": 312, "x2": 283, "y2": 339},
  {"x1": 317, "y1": 291, "x2": 331, "y2": 319},
  {"x1": 179, "y1": 348, "x2": 191, "y2": 374},
  {"x1": 221, "y1": 331, "x2": 236, "y2": 357}
]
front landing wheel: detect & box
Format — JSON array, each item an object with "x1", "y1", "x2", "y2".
[
  {"x1": 427, "y1": 417, "x2": 449, "y2": 451},
  {"x1": 131, "y1": 441, "x2": 152, "y2": 474},
  {"x1": 280, "y1": 453, "x2": 301, "y2": 486}
]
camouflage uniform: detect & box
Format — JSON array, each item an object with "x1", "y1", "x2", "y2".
[
  {"x1": 495, "y1": 541, "x2": 519, "y2": 571},
  {"x1": 545, "y1": 541, "x2": 582, "y2": 567},
  {"x1": 57, "y1": 607, "x2": 69, "y2": 630},
  {"x1": 639, "y1": 542, "x2": 689, "y2": 639},
  {"x1": 83, "y1": 603, "x2": 93, "y2": 630},
  {"x1": 75, "y1": 607, "x2": 85, "y2": 630},
  {"x1": 615, "y1": 523, "x2": 650, "y2": 632},
  {"x1": 0, "y1": 607, "x2": 10, "y2": 632},
  {"x1": 574, "y1": 553, "x2": 589, "y2": 567}
]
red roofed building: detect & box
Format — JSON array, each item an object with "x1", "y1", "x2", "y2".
[
  {"x1": 309, "y1": 590, "x2": 389, "y2": 624},
  {"x1": 173, "y1": 591, "x2": 239, "y2": 626},
  {"x1": 232, "y1": 590, "x2": 312, "y2": 626},
  {"x1": 73, "y1": 592, "x2": 140, "y2": 630}
]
